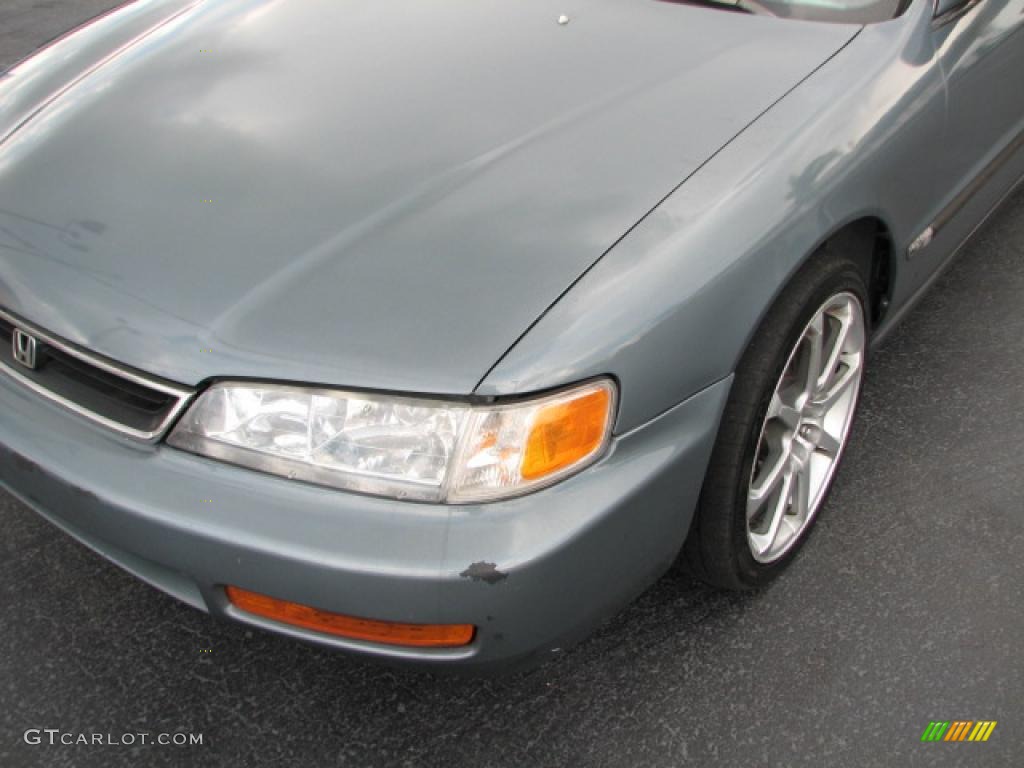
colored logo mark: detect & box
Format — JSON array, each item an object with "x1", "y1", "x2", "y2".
[{"x1": 921, "y1": 721, "x2": 997, "y2": 742}]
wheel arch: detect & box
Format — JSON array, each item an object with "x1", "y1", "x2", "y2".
[
  {"x1": 812, "y1": 215, "x2": 895, "y2": 331},
  {"x1": 738, "y1": 214, "x2": 897, "y2": 372}
]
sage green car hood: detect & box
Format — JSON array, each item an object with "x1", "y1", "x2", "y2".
[{"x1": 0, "y1": 0, "x2": 856, "y2": 393}]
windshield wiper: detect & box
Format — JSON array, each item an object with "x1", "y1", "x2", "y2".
[{"x1": 656, "y1": 0, "x2": 756, "y2": 14}]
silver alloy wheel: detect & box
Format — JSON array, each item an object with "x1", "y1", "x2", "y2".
[{"x1": 746, "y1": 291, "x2": 866, "y2": 563}]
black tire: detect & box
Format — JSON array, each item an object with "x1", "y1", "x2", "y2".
[{"x1": 681, "y1": 242, "x2": 871, "y2": 590}]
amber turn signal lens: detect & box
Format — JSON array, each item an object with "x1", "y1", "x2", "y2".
[
  {"x1": 226, "y1": 586, "x2": 475, "y2": 648},
  {"x1": 521, "y1": 385, "x2": 612, "y2": 480}
]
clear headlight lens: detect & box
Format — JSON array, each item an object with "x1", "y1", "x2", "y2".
[{"x1": 167, "y1": 379, "x2": 616, "y2": 503}]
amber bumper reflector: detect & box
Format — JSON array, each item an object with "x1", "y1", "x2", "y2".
[{"x1": 226, "y1": 586, "x2": 475, "y2": 648}]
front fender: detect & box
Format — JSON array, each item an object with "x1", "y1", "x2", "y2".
[{"x1": 476, "y1": 0, "x2": 943, "y2": 433}]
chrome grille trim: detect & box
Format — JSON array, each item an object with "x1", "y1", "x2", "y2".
[{"x1": 0, "y1": 307, "x2": 194, "y2": 442}]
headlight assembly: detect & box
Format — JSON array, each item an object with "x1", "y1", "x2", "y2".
[{"x1": 167, "y1": 379, "x2": 616, "y2": 503}]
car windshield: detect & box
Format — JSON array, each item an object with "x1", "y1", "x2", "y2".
[{"x1": 666, "y1": 0, "x2": 909, "y2": 23}]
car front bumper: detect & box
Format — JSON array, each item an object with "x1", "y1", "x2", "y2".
[{"x1": 0, "y1": 371, "x2": 731, "y2": 672}]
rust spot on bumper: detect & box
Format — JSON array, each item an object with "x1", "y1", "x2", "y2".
[{"x1": 459, "y1": 561, "x2": 507, "y2": 585}]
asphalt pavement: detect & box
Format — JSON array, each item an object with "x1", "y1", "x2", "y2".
[{"x1": 1, "y1": 3, "x2": 1022, "y2": 767}]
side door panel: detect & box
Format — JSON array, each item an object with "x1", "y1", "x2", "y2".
[{"x1": 916, "y1": 0, "x2": 1024, "y2": 272}]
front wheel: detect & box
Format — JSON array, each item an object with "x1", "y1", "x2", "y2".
[{"x1": 682, "y1": 249, "x2": 869, "y2": 589}]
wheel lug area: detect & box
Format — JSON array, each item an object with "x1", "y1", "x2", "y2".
[{"x1": 746, "y1": 292, "x2": 866, "y2": 564}]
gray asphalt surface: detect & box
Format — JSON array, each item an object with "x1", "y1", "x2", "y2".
[{"x1": 1, "y1": 3, "x2": 1022, "y2": 767}]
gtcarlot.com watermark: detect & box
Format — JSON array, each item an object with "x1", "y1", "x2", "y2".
[{"x1": 24, "y1": 729, "x2": 203, "y2": 747}]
